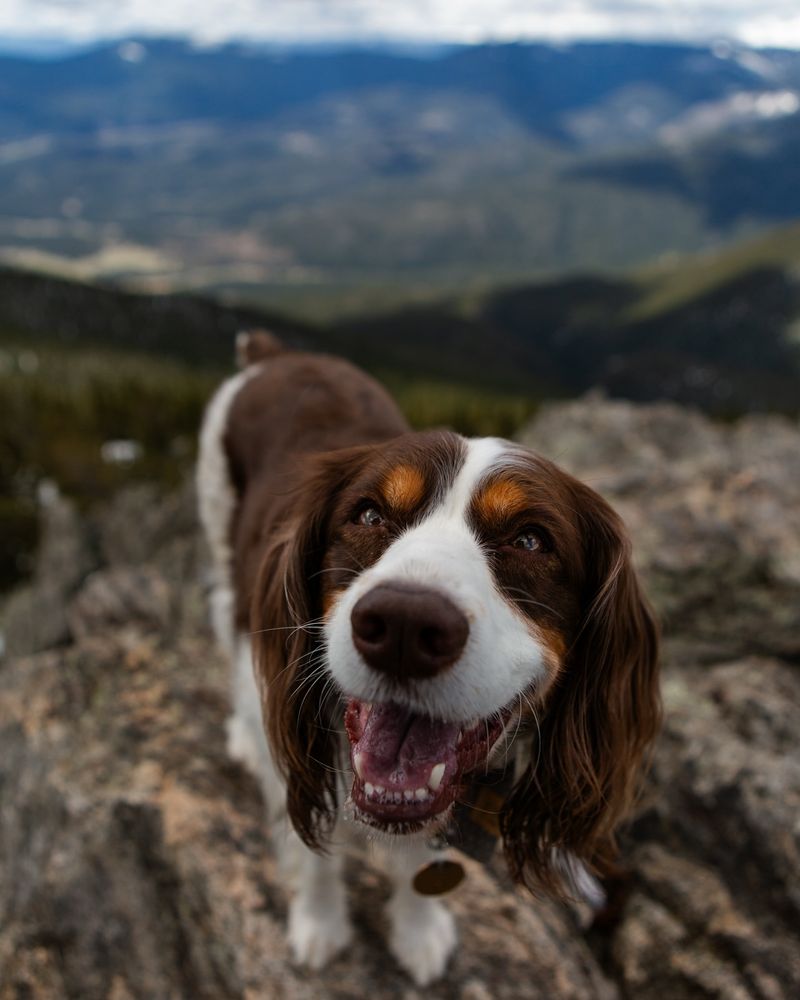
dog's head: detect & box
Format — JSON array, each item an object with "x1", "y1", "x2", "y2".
[{"x1": 253, "y1": 431, "x2": 660, "y2": 892}]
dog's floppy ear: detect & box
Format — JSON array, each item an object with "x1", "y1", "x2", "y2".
[
  {"x1": 251, "y1": 445, "x2": 375, "y2": 850},
  {"x1": 501, "y1": 485, "x2": 660, "y2": 894}
]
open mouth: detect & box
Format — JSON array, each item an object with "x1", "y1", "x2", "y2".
[{"x1": 344, "y1": 698, "x2": 511, "y2": 830}]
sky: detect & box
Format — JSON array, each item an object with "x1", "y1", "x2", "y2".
[{"x1": 2, "y1": 0, "x2": 800, "y2": 50}]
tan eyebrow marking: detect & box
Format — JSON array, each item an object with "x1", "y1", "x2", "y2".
[
  {"x1": 381, "y1": 464, "x2": 426, "y2": 512},
  {"x1": 474, "y1": 478, "x2": 528, "y2": 521}
]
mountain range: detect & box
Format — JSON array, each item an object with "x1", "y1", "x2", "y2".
[{"x1": 1, "y1": 39, "x2": 800, "y2": 309}]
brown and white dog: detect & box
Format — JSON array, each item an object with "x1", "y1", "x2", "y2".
[{"x1": 197, "y1": 331, "x2": 660, "y2": 985}]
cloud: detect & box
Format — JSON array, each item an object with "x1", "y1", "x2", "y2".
[{"x1": 1, "y1": 0, "x2": 799, "y2": 49}]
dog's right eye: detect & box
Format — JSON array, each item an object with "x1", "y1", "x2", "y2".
[{"x1": 357, "y1": 506, "x2": 385, "y2": 527}]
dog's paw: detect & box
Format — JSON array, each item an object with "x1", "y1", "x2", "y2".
[
  {"x1": 388, "y1": 896, "x2": 458, "y2": 986},
  {"x1": 288, "y1": 898, "x2": 353, "y2": 971}
]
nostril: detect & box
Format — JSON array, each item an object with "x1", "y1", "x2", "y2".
[
  {"x1": 356, "y1": 611, "x2": 387, "y2": 644},
  {"x1": 417, "y1": 615, "x2": 467, "y2": 664},
  {"x1": 419, "y1": 625, "x2": 445, "y2": 656}
]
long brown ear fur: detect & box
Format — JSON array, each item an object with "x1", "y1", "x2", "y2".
[
  {"x1": 501, "y1": 487, "x2": 661, "y2": 894},
  {"x1": 251, "y1": 447, "x2": 373, "y2": 850}
]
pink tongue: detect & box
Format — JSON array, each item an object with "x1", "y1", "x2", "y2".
[{"x1": 353, "y1": 702, "x2": 461, "y2": 789}]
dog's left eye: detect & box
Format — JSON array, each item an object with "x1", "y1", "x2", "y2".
[
  {"x1": 513, "y1": 530, "x2": 545, "y2": 552},
  {"x1": 357, "y1": 506, "x2": 385, "y2": 527}
]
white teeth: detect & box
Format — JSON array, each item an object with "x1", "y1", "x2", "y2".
[
  {"x1": 362, "y1": 781, "x2": 436, "y2": 804},
  {"x1": 353, "y1": 752, "x2": 365, "y2": 780},
  {"x1": 456, "y1": 720, "x2": 482, "y2": 747},
  {"x1": 428, "y1": 763, "x2": 446, "y2": 792}
]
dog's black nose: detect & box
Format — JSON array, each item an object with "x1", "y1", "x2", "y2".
[{"x1": 351, "y1": 583, "x2": 469, "y2": 680}]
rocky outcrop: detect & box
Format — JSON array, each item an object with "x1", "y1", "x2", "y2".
[
  {"x1": 2, "y1": 397, "x2": 799, "y2": 998},
  {"x1": 520, "y1": 395, "x2": 800, "y2": 663},
  {"x1": 0, "y1": 492, "x2": 96, "y2": 658},
  {"x1": 607, "y1": 655, "x2": 800, "y2": 999}
]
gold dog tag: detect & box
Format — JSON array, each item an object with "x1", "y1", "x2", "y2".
[
  {"x1": 411, "y1": 768, "x2": 515, "y2": 896},
  {"x1": 412, "y1": 859, "x2": 466, "y2": 896}
]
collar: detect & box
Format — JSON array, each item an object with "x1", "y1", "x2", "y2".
[{"x1": 413, "y1": 766, "x2": 516, "y2": 895}]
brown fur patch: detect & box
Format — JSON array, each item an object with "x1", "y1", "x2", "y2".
[
  {"x1": 322, "y1": 588, "x2": 344, "y2": 618},
  {"x1": 474, "y1": 479, "x2": 529, "y2": 522},
  {"x1": 534, "y1": 626, "x2": 567, "y2": 685},
  {"x1": 381, "y1": 464, "x2": 426, "y2": 513}
]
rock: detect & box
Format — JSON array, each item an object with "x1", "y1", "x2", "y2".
[
  {"x1": 34, "y1": 489, "x2": 97, "y2": 591},
  {"x1": 613, "y1": 656, "x2": 800, "y2": 999},
  {"x1": 0, "y1": 493, "x2": 96, "y2": 658},
  {"x1": 67, "y1": 567, "x2": 173, "y2": 640},
  {"x1": 518, "y1": 395, "x2": 800, "y2": 661},
  {"x1": 0, "y1": 479, "x2": 206, "y2": 663},
  {"x1": 95, "y1": 479, "x2": 206, "y2": 629},
  {"x1": 1, "y1": 397, "x2": 799, "y2": 998},
  {"x1": 97, "y1": 480, "x2": 199, "y2": 571}
]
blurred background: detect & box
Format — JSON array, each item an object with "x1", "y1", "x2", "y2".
[
  {"x1": 2, "y1": 0, "x2": 800, "y2": 589},
  {"x1": 1, "y1": 4, "x2": 799, "y2": 999}
]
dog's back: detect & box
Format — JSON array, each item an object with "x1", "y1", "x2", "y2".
[{"x1": 196, "y1": 330, "x2": 407, "y2": 648}]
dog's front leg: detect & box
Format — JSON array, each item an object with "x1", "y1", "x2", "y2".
[
  {"x1": 228, "y1": 640, "x2": 353, "y2": 970},
  {"x1": 383, "y1": 839, "x2": 458, "y2": 986},
  {"x1": 279, "y1": 822, "x2": 353, "y2": 970}
]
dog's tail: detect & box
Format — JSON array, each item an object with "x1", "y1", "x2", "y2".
[{"x1": 235, "y1": 328, "x2": 284, "y2": 368}]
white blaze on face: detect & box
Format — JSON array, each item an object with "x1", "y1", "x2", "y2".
[{"x1": 324, "y1": 436, "x2": 547, "y2": 722}]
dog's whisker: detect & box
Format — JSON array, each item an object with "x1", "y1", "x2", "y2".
[
  {"x1": 453, "y1": 795, "x2": 502, "y2": 818},
  {"x1": 314, "y1": 676, "x2": 343, "y2": 725},
  {"x1": 500, "y1": 587, "x2": 564, "y2": 620},
  {"x1": 308, "y1": 566, "x2": 361, "y2": 581},
  {"x1": 248, "y1": 618, "x2": 325, "y2": 637},
  {"x1": 288, "y1": 655, "x2": 329, "y2": 694},
  {"x1": 289, "y1": 656, "x2": 327, "y2": 686},
  {"x1": 518, "y1": 689, "x2": 543, "y2": 778},
  {"x1": 294, "y1": 658, "x2": 337, "y2": 724},
  {"x1": 508, "y1": 696, "x2": 525, "y2": 760},
  {"x1": 303, "y1": 752, "x2": 351, "y2": 778}
]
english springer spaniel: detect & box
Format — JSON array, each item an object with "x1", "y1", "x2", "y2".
[{"x1": 197, "y1": 331, "x2": 660, "y2": 985}]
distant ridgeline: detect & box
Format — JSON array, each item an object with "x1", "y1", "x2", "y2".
[
  {"x1": 1, "y1": 40, "x2": 800, "y2": 291},
  {"x1": 2, "y1": 215, "x2": 800, "y2": 416},
  {"x1": 0, "y1": 268, "x2": 315, "y2": 366}
]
